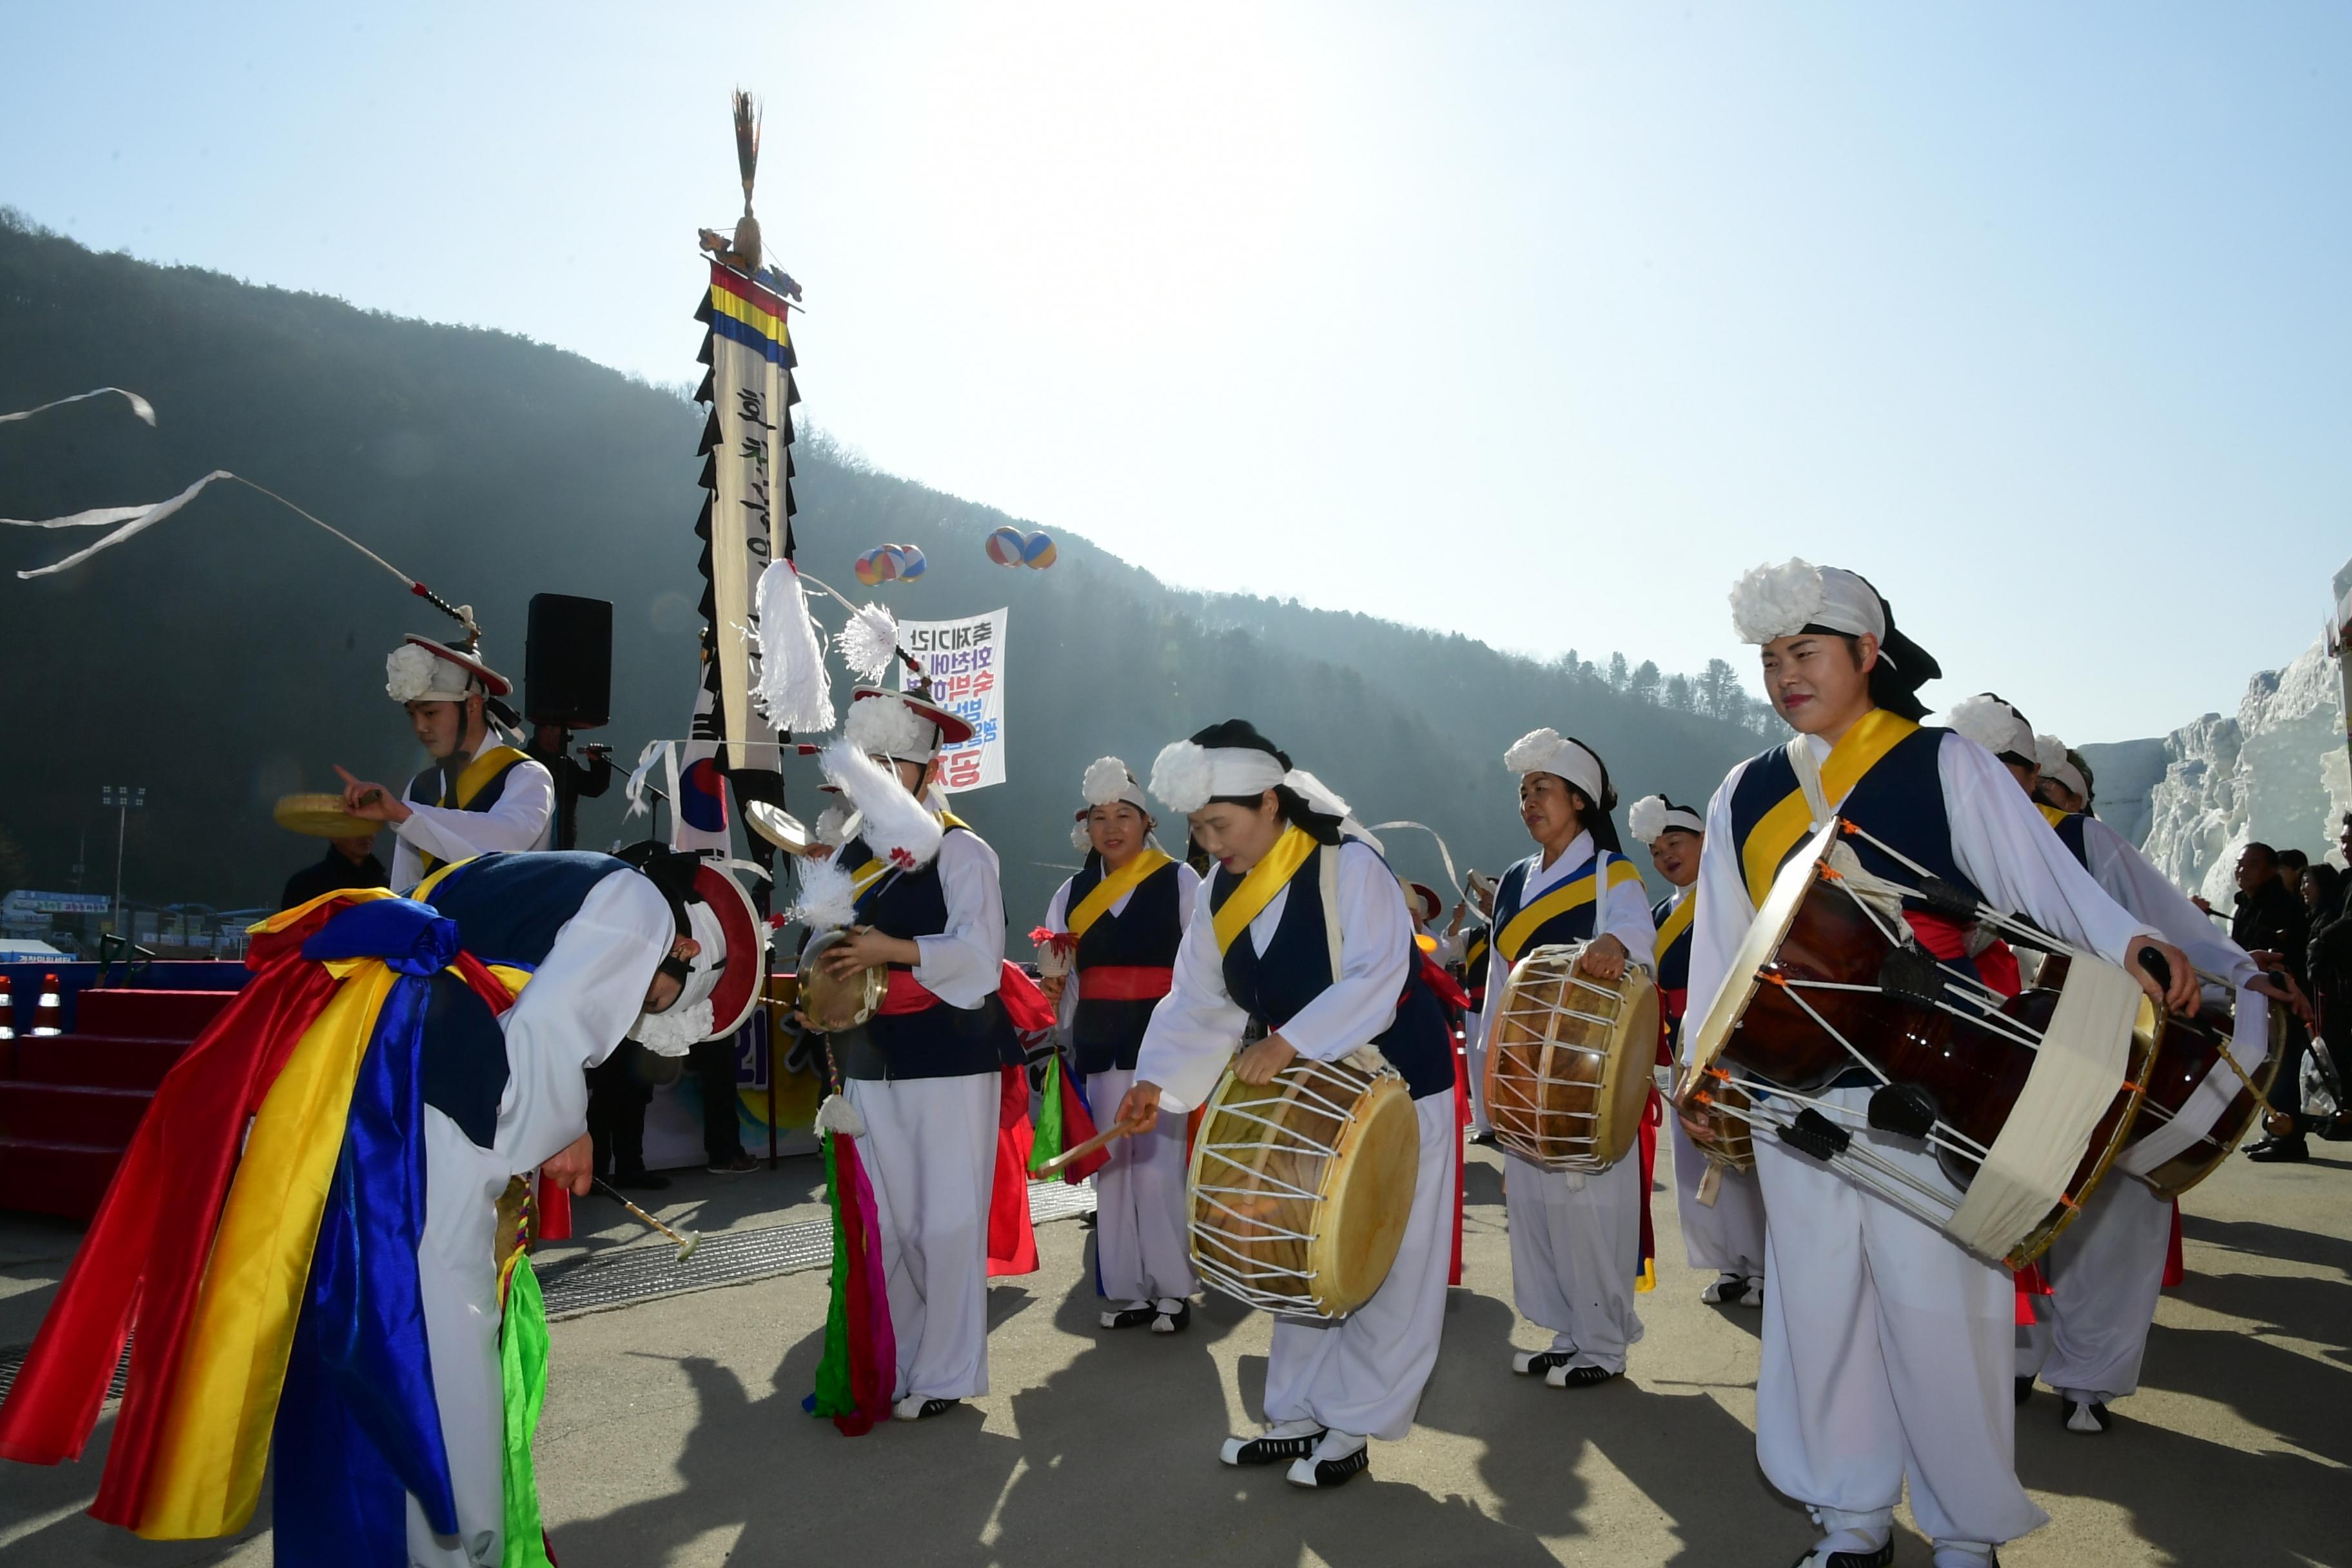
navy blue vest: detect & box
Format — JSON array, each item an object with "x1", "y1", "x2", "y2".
[
  {"x1": 2048, "y1": 810, "x2": 2090, "y2": 868},
  {"x1": 1490, "y1": 850, "x2": 1609, "y2": 963},
  {"x1": 415, "y1": 851, "x2": 636, "y2": 1148},
  {"x1": 836, "y1": 828, "x2": 1020, "y2": 1081},
  {"x1": 1651, "y1": 894, "x2": 1692, "y2": 994},
  {"x1": 1210, "y1": 842, "x2": 1453, "y2": 1101},
  {"x1": 1727, "y1": 727, "x2": 1987, "y2": 914},
  {"x1": 1067, "y1": 855, "x2": 1186, "y2": 1074},
  {"x1": 1462, "y1": 925, "x2": 1492, "y2": 1004}
]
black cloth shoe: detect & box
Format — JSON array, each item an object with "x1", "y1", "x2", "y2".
[
  {"x1": 611, "y1": 1170, "x2": 672, "y2": 1191},
  {"x1": 1511, "y1": 1348, "x2": 1578, "y2": 1377},
  {"x1": 1788, "y1": 1539, "x2": 1895, "y2": 1568},
  {"x1": 1151, "y1": 1300, "x2": 1191, "y2": 1335},
  {"x1": 1468, "y1": 1131, "x2": 1499, "y2": 1148},
  {"x1": 1286, "y1": 1444, "x2": 1371, "y2": 1489},
  {"x1": 1220, "y1": 1425, "x2": 1326, "y2": 1465},
  {"x1": 893, "y1": 1396, "x2": 961, "y2": 1421},
  {"x1": 2015, "y1": 1375, "x2": 2035, "y2": 1406},
  {"x1": 1099, "y1": 1304, "x2": 1157, "y2": 1330},
  {"x1": 2063, "y1": 1397, "x2": 2114, "y2": 1433},
  {"x1": 1546, "y1": 1364, "x2": 1620, "y2": 1389},
  {"x1": 2248, "y1": 1135, "x2": 2309, "y2": 1163}
]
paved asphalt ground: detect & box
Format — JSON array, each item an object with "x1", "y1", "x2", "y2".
[{"x1": 3, "y1": 1137, "x2": 2346, "y2": 1566}]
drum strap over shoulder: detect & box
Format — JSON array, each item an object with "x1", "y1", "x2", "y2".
[
  {"x1": 1741, "y1": 710, "x2": 1919, "y2": 906},
  {"x1": 1321, "y1": 838, "x2": 1343, "y2": 984}
]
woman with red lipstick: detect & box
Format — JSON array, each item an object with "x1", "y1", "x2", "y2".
[
  {"x1": 1480, "y1": 730, "x2": 1658, "y2": 1388},
  {"x1": 1038, "y1": 756, "x2": 1200, "y2": 1335},
  {"x1": 1115, "y1": 720, "x2": 1458, "y2": 1490},
  {"x1": 1684, "y1": 560, "x2": 2198, "y2": 1568}
]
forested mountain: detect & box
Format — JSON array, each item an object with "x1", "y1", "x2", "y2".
[{"x1": 0, "y1": 211, "x2": 1785, "y2": 926}]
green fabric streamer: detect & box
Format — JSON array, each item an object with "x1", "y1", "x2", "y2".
[
  {"x1": 1028, "y1": 1054, "x2": 1065, "y2": 1175},
  {"x1": 808, "y1": 1130, "x2": 855, "y2": 1419},
  {"x1": 499, "y1": 1256, "x2": 554, "y2": 1568}
]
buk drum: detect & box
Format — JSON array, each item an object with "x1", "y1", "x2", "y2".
[
  {"x1": 1485, "y1": 943, "x2": 1660, "y2": 1171},
  {"x1": 796, "y1": 928, "x2": 887, "y2": 1033},
  {"x1": 1676, "y1": 817, "x2": 2155, "y2": 1268},
  {"x1": 1187, "y1": 1053, "x2": 1418, "y2": 1318}
]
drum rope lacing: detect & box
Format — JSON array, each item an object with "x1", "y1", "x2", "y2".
[
  {"x1": 1191, "y1": 1059, "x2": 1381, "y2": 1310},
  {"x1": 1489, "y1": 952, "x2": 1652, "y2": 1167}
]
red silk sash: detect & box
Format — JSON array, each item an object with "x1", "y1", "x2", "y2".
[{"x1": 1075, "y1": 965, "x2": 1173, "y2": 1002}]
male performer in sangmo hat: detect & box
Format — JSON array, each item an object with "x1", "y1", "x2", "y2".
[{"x1": 336, "y1": 634, "x2": 554, "y2": 889}]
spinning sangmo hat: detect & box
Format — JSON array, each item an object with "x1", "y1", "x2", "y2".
[
  {"x1": 843, "y1": 685, "x2": 974, "y2": 764},
  {"x1": 1934, "y1": 692, "x2": 2038, "y2": 772},
  {"x1": 384, "y1": 634, "x2": 520, "y2": 727},
  {"x1": 620, "y1": 845, "x2": 770, "y2": 1056}
]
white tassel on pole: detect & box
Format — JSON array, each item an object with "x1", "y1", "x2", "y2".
[
  {"x1": 752, "y1": 559, "x2": 835, "y2": 732},
  {"x1": 836, "y1": 601, "x2": 899, "y2": 684}
]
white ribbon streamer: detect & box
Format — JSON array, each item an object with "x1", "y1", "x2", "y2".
[{"x1": 0, "y1": 386, "x2": 154, "y2": 426}]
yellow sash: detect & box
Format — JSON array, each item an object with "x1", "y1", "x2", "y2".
[
  {"x1": 1211, "y1": 826, "x2": 1318, "y2": 956},
  {"x1": 1068, "y1": 848, "x2": 1173, "y2": 939},
  {"x1": 2038, "y1": 801, "x2": 2070, "y2": 828},
  {"x1": 413, "y1": 745, "x2": 533, "y2": 876},
  {"x1": 1655, "y1": 891, "x2": 1696, "y2": 959},
  {"x1": 1737, "y1": 710, "x2": 1919, "y2": 906},
  {"x1": 1497, "y1": 857, "x2": 1645, "y2": 963}
]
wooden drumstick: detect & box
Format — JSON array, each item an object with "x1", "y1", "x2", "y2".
[
  {"x1": 1037, "y1": 1117, "x2": 1146, "y2": 1177},
  {"x1": 594, "y1": 1178, "x2": 701, "y2": 1262}
]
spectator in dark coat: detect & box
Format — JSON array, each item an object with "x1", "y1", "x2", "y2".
[
  {"x1": 277, "y1": 834, "x2": 389, "y2": 911},
  {"x1": 2233, "y1": 843, "x2": 2314, "y2": 1161}
]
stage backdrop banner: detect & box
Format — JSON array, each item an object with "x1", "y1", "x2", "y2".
[
  {"x1": 694, "y1": 261, "x2": 797, "y2": 773},
  {"x1": 898, "y1": 609, "x2": 1009, "y2": 793}
]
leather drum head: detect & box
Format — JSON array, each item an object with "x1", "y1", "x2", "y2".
[
  {"x1": 274, "y1": 792, "x2": 381, "y2": 839},
  {"x1": 1307, "y1": 1073, "x2": 1418, "y2": 1316}
]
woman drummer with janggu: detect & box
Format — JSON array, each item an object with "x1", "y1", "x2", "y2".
[
  {"x1": 1116, "y1": 720, "x2": 1458, "y2": 1489},
  {"x1": 1685, "y1": 561, "x2": 2197, "y2": 1568},
  {"x1": 1482, "y1": 730, "x2": 1657, "y2": 1387},
  {"x1": 1038, "y1": 758, "x2": 1202, "y2": 1333},
  {"x1": 806, "y1": 685, "x2": 1021, "y2": 1423},
  {"x1": 1629, "y1": 792, "x2": 1767, "y2": 1309}
]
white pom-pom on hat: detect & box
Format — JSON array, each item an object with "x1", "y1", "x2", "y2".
[
  {"x1": 1727, "y1": 559, "x2": 1888, "y2": 645},
  {"x1": 1150, "y1": 740, "x2": 1217, "y2": 816},
  {"x1": 1939, "y1": 693, "x2": 2034, "y2": 763},
  {"x1": 1070, "y1": 819, "x2": 1092, "y2": 851},
  {"x1": 843, "y1": 690, "x2": 932, "y2": 763},
  {"x1": 1627, "y1": 794, "x2": 1670, "y2": 845},
  {"x1": 385, "y1": 643, "x2": 446, "y2": 703},
  {"x1": 2035, "y1": 733, "x2": 2070, "y2": 776},
  {"x1": 1503, "y1": 729, "x2": 1605, "y2": 806},
  {"x1": 629, "y1": 997, "x2": 713, "y2": 1057},
  {"x1": 1082, "y1": 756, "x2": 1141, "y2": 808},
  {"x1": 812, "y1": 804, "x2": 853, "y2": 847}
]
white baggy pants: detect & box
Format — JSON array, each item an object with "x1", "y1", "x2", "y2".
[
  {"x1": 2016, "y1": 1175, "x2": 2171, "y2": 1402},
  {"x1": 846, "y1": 1072, "x2": 999, "y2": 1402},
  {"x1": 1504, "y1": 1146, "x2": 1645, "y2": 1372},
  {"x1": 1670, "y1": 1117, "x2": 1767, "y2": 1279},
  {"x1": 1753, "y1": 1087, "x2": 2046, "y2": 1547},
  {"x1": 1262, "y1": 1093, "x2": 1457, "y2": 1441},
  {"x1": 1086, "y1": 1067, "x2": 1197, "y2": 1302}
]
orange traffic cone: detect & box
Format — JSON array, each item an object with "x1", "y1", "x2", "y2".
[
  {"x1": 0, "y1": 976, "x2": 14, "y2": 1041},
  {"x1": 31, "y1": 972, "x2": 63, "y2": 1037}
]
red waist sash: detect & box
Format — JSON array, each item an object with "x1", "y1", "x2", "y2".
[
  {"x1": 878, "y1": 969, "x2": 941, "y2": 1015},
  {"x1": 1078, "y1": 965, "x2": 1174, "y2": 1002}
]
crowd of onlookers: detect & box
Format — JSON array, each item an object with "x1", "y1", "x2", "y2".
[{"x1": 2198, "y1": 812, "x2": 2352, "y2": 1162}]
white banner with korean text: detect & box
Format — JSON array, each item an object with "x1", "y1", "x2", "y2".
[{"x1": 898, "y1": 609, "x2": 1008, "y2": 792}]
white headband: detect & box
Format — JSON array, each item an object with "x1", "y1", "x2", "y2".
[
  {"x1": 1728, "y1": 558, "x2": 1887, "y2": 645},
  {"x1": 1939, "y1": 693, "x2": 2035, "y2": 765},
  {"x1": 1502, "y1": 728, "x2": 1605, "y2": 806},
  {"x1": 1627, "y1": 794, "x2": 1705, "y2": 845},
  {"x1": 1149, "y1": 742, "x2": 1288, "y2": 815},
  {"x1": 2035, "y1": 732, "x2": 2088, "y2": 801}
]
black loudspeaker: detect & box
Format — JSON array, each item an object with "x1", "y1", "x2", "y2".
[{"x1": 525, "y1": 593, "x2": 612, "y2": 730}]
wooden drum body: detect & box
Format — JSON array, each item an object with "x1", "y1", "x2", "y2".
[
  {"x1": 2117, "y1": 987, "x2": 2284, "y2": 1198},
  {"x1": 1187, "y1": 1055, "x2": 1418, "y2": 1318},
  {"x1": 1677, "y1": 818, "x2": 2153, "y2": 1267},
  {"x1": 1484, "y1": 943, "x2": 1658, "y2": 1171}
]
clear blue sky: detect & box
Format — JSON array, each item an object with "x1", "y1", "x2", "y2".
[{"x1": 5, "y1": 2, "x2": 2346, "y2": 741}]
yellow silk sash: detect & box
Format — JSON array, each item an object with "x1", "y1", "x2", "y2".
[
  {"x1": 449, "y1": 745, "x2": 531, "y2": 809},
  {"x1": 1496, "y1": 857, "x2": 1645, "y2": 964},
  {"x1": 1655, "y1": 892, "x2": 1696, "y2": 959},
  {"x1": 1211, "y1": 827, "x2": 1318, "y2": 956},
  {"x1": 1067, "y1": 849, "x2": 1173, "y2": 939},
  {"x1": 2038, "y1": 802, "x2": 2070, "y2": 828},
  {"x1": 1737, "y1": 710, "x2": 1919, "y2": 906}
]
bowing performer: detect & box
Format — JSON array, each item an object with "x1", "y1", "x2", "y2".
[
  {"x1": 1115, "y1": 720, "x2": 1458, "y2": 1490},
  {"x1": 2010, "y1": 722, "x2": 2273, "y2": 1435},
  {"x1": 337, "y1": 634, "x2": 554, "y2": 888},
  {"x1": 0, "y1": 847, "x2": 764, "y2": 1565},
  {"x1": 1039, "y1": 757, "x2": 1202, "y2": 1334},
  {"x1": 1631, "y1": 792, "x2": 1766, "y2": 1308},
  {"x1": 807, "y1": 687, "x2": 1021, "y2": 1421},
  {"x1": 1483, "y1": 730, "x2": 1656, "y2": 1387},
  {"x1": 1685, "y1": 560, "x2": 2197, "y2": 1568}
]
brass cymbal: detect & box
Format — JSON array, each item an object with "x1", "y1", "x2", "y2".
[{"x1": 274, "y1": 792, "x2": 381, "y2": 839}]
